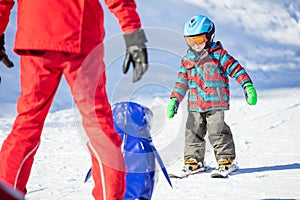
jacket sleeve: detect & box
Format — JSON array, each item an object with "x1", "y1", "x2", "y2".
[
  {"x1": 170, "y1": 62, "x2": 189, "y2": 102},
  {"x1": 104, "y1": 0, "x2": 141, "y2": 33},
  {"x1": 0, "y1": 0, "x2": 14, "y2": 35},
  {"x1": 219, "y1": 49, "x2": 252, "y2": 87}
]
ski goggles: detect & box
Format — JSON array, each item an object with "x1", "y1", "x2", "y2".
[{"x1": 184, "y1": 34, "x2": 207, "y2": 46}]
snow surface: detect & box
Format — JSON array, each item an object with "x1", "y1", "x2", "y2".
[
  {"x1": 1, "y1": 89, "x2": 300, "y2": 200},
  {"x1": 0, "y1": 0, "x2": 300, "y2": 199}
]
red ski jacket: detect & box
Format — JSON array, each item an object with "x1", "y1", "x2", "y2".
[{"x1": 0, "y1": 0, "x2": 141, "y2": 54}]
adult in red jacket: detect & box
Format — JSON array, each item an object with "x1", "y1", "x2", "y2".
[{"x1": 0, "y1": 0, "x2": 148, "y2": 199}]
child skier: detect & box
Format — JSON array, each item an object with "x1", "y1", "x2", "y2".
[{"x1": 167, "y1": 15, "x2": 257, "y2": 177}]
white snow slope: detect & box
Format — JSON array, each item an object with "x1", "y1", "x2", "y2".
[{"x1": 0, "y1": 0, "x2": 300, "y2": 199}]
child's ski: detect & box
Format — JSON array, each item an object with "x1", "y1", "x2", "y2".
[
  {"x1": 169, "y1": 166, "x2": 209, "y2": 179},
  {"x1": 210, "y1": 163, "x2": 238, "y2": 178}
]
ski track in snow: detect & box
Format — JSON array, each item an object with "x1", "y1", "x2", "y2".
[{"x1": 0, "y1": 89, "x2": 300, "y2": 200}]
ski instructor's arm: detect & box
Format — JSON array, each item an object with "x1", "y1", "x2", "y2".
[{"x1": 104, "y1": 0, "x2": 148, "y2": 82}]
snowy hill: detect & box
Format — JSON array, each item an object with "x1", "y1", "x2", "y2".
[
  {"x1": 1, "y1": 89, "x2": 300, "y2": 199},
  {"x1": 151, "y1": 89, "x2": 300, "y2": 200},
  {"x1": 0, "y1": 0, "x2": 300, "y2": 199}
]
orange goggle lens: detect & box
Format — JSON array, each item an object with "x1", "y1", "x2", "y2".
[{"x1": 185, "y1": 35, "x2": 207, "y2": 46}]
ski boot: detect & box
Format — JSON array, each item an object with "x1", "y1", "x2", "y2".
[
  {"x1": 211, "y1": 158, "x2": 238, "y2": 178},
  {"x1": 169, "y1": 158, "x2": 207, "y2": 178},
  {"x1": 182, "y1": 158, "x2": 206, "y2": 173}
]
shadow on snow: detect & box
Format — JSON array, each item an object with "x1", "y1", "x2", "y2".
[{"x1": 234, "y1": 163, "x2": 300, "y2": 175}]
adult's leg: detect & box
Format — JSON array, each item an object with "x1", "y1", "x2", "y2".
[
  {"x1": 63, "y1": 45, "x2": 125, "y2": 200},
  {"x1": 0, "y1": 51, "x2": 62, "y2": 194}
]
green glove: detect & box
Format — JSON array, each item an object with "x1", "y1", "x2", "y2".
[
  {"x1": 167, "y1": 98, "x2": 179, "y2": 119},
  {"x1": 243, "y1": 82, "x2": 257, "y2": 105}
]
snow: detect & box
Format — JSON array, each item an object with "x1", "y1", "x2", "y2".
[
  {"x1": 1, "y1": 89, "x2": 300, "y2": 199},
  {"x1": 1, "y1": 0, "x2": 300, "y2": 199},
  {"x1": 152, "y1": 89, "x2": 300, "y2": 200}
]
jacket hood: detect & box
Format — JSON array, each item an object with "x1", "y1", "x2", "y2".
[{"x1": 208, "y1": 41, "x2": 224, "y2": 53}]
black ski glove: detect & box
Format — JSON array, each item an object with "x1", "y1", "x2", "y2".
[
  {"x1": 123, "y1": 29, "x2": 148, "y2": 82},
  {"x1": 0, "y1": 34, "x2": 14, "y2": 68}
]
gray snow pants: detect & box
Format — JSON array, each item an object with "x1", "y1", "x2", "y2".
[{"x1": 184, "y1": 110, "x2": 236, "y2": 163}]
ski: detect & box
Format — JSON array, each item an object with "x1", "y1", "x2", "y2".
[
  {"x1": 169, "y1": 166, "x2": 210, "y2": 179},
  {"x1": 210, "y1": 163, "x2": 238, "y2": 178},
  {"x1": 0, "y1": 181, "x2": 25, "y2": 200}
]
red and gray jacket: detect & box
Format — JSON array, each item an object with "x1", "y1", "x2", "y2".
[{"x1": 170, "y1": 41, "x2": 252, "y2": 112}]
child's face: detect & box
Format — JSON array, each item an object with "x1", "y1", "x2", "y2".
[
  {"x1": 190, "y1": 42, "x2": 206, "y2": 52},
  {"x1": 185, "y1": 34, "x2": 207, "y2": 52}
]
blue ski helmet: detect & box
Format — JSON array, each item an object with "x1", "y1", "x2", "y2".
[{"x1": 184, "y1": 15, "x2": 215, "y2": 42}]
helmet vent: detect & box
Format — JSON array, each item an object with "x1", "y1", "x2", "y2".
[
  {"x1": 207, "y1": 24, "x2": 212, "y2": 32},
  {"x1": 190, "y1": 18, "x2": 196, "y2": 27}
]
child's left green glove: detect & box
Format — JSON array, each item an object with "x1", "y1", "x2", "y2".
[{"x1": 243, "y1": 82, "x2": 257, "y2": 105}]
